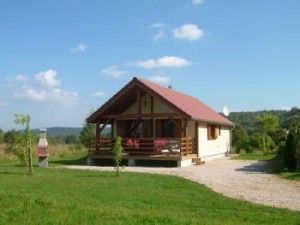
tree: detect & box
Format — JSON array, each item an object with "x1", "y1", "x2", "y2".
[
  {"x1": 113, "y1": 136, "x2": 123, "y2": 176},
  {"x1": 65, "y1": 134, "x2": 77, "y2": 144},
  {"x1": 256, "y1": 114, "x2": 279, "y2": 154},
  {"x1": 232, "y1": 125, "x2": 250, "y2": 153},
  {"x1": 14, "y1": 114, "x2": 34, "y2": 175},
  {"x1": 79, "y1": 122, "x2": 96, "y2": 148},
  {"x1": 0, "y1": 129, "x2": 4, "y2": 144},
  {"x1": 4, "y1": 129, "x2": 22, "y2": 159},
  {"x1": 284, "y1": 131, "x2": 298, "y2": 171}
]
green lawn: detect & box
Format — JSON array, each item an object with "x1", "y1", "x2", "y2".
[
  {"x1": 278, "y1": 170, "x2": 300, "y2": 181},
  {"x1": 0, "y1": 163, "x2": 300, "y2": 225},
  {"x1": 231, "y1": 152, "x2": 278, "y2": 161}
]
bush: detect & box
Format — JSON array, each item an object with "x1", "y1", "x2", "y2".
[{"x1": 284, "y1": 132, "x2": 298, "y2": 171}]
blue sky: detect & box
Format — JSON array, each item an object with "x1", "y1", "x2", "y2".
[{"x1": 1, "y1": 0, "x2": 300, "y2": 131}]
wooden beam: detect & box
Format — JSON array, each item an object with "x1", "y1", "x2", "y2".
[
  {"x1": 111, "y1": 119, "x2": 114, "y2": 138},
  {"x1": 195, "y1": 122, "x2": 199, "y2": 156},
  {"x1": 137, "y1": 88, "x2": 141, "y2": 117},
  {"x1": 151, "y1": 96, "x2": 154, "y2": 137},
  {"x1": 150, "y1": 96, "x2": 154, "y2": 114},
  {"x1": 96, "y1": 122, "x2": 100, "y2": 139},
  {"x1": 184, "y1": 119, "x2": 188, "y2": 137},
  {"x1": 100, "y1": 119, "x2": 111, "y2": 134},
  {"x1": 101, "y1": 113, "x2": 181, "y2": 119},
  {"x1": 181, "y1": 119, "x2": 188, "y2": 137}
]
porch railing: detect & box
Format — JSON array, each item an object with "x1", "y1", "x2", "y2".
[{"x1": 88, "y1": 137, "x2": 194, "y2": 156}]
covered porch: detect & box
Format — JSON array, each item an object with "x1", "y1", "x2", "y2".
[
  {"x1": 86, "y1": 78, "x2": 200, "y2": 166},
  {"x1": 88, "y1": 137, "x2": 196, "y2": 167}
]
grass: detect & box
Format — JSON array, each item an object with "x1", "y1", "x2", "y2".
[
  {"x1": 278, "y1": 170, "x2": 300, "y2": 181},
  {"x1": 231, "y1": 152, "x2": 279, "y2": 161},
  {"x1": 1, "y1": 145, "x2": 300, "y2": 224},
  {"x1": 0, "y1": 163, "x2": 300, "y2": 225},
  {"x1": 231, "y1": 151, "x2": 300, "y2": 182}
]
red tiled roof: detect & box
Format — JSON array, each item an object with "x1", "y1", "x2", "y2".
[{"x1": 136, "y1": 77, "x2": 234, "y2": 126}]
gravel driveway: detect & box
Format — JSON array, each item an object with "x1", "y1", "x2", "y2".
[{"x1": 66, "y1": 158, "x2": 300, "y2": 211}]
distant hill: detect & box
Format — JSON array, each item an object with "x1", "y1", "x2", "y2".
[
  {"x1": 226, "y1": 107, "x2": 300, "y2": 134},
  {"x1": 32, "y1": 127, "x2": 83, "y2": 137}
]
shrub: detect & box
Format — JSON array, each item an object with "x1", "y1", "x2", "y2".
[{"x1": 284, "y1": 132, "x2": 298, "y2": 171}]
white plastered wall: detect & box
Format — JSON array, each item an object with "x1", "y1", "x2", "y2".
[{"x1": 198, "y1": 122, "x2": 231, "y2": 161}]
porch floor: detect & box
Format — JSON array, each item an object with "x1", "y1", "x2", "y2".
[{"x1": 90, "y1": 153, "x2": 197, "y2": 161}]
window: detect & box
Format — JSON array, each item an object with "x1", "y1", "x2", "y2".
[
  {"x1": 162, "y1": 119, "x2": 175, "y2": 138},
  {"x1": 207, "y1": 124, "x2": 218, "y2": 140}
]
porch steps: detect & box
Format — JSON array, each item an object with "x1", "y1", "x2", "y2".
[{"x1": 192, "y1": 157, "x2": 205, "y2": 165}]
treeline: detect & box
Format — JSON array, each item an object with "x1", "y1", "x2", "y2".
[
  {"x1": 228, "y1": 107, "x2": 300, "y2": 171},
  {"x1": 0, "y1": 130, "x2": 80, "y2": 145}
]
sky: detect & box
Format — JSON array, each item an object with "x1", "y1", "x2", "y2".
[{"x1": 1, "y1": 0, "x2": 300, "y2": 131}]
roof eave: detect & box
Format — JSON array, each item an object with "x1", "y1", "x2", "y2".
[{"x1": 191, "y1": 117, "x2": 235, "y2": 127}]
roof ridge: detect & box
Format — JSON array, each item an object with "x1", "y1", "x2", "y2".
[{"x1": 135, "y1": 76, "x2": 200, "y2": 101}]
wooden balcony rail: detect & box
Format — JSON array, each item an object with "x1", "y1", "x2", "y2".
[{"x1": 88, "y1": 137, "x2": 194, "y2": 156}]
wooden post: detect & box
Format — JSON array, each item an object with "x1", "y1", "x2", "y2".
[
  {"x1": 137, "y1": 88, "x2": 141, "y2": 117},
  {"x1": 151, "y1": 96, "x2": 154, "y2": 137},
  {"x1": 195, "y1": 122, "x2": 199, "y2": 156},
  {"x1": 111, "y1": 119, "x2": 114, "y2": 138},
  {"x1": 181, "y1": 119, "x2": 187, "y2": 137},
  {"x1": 96, "y1": 122, "x2": 100, "y2": 139}
]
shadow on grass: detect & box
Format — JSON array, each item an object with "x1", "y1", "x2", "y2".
[
  {"x1": 0, "y1": 171, "x2": 26, "y2": 175},
  {"x1": 50, "y1": 156, "x2": 88, "y2": 166}
]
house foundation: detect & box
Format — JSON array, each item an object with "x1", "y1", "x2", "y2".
[{"x1": 177, "y1": 159, "x2": 193, "y2": 167}]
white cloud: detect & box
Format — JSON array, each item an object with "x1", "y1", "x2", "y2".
[
  {"x1": 132, "y1": 56, "x2": 192, "y2": 69},
  {"x1": 173, "y1": 24, "x2": 204, "y2": 41},
  {"x1": 151, "y1": 23, "x2": 166, "y2": 41},
  {"x1": 91, "y1": 91, "x2": 107, "y2": 98},
  {"x1": 14, "y1": 87, "x2": 78, "y2": 104},
  {"x1": 192, "y1": 0, "x2": 204, "y2": 5},
  {"x1": 6, "y1": 74, "x2": 27, "y2": 83},
  {"x1": 71, "y1": 43, "x2": 86, "y2": 53},
  {"x1": 14, "y1": 75, "x2": 27, "y2": 82},
  {"x1": 100, "y1": 66, "x2": 127, "y2": 78},
  {"x1": 35, "y1": 69, "x2": 61, "y2": 87},
  {"x1": 14, "y1": 88, "x2": 46, "y2": 101},
  {"x1": 151, "y1": 23, "x2": 166, "y2": 28},
  {"x1": 282, "y1": 106, "x2": 291, "y2": 111},
  {"x1": 13, "y1": 69, "x2": 79, "y2": 105},
  {"x1": 149, "y1": 75, "x2": 170, "y2": 85},
  {"x1": 152, "y1": 30, "x2": 165, "y2": 41}
]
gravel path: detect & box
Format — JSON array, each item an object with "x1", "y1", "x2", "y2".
[{"x1": 66, "y1": 158, "x2": 300, "y2": 211}]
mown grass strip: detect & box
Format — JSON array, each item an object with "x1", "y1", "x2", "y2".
[{"x1": 0, "y1": 165, "x2": 299, "y2": 225}]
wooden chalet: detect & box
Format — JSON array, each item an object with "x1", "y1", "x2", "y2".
[{"x1": 86, "y1": 77, "x2": 234, "y2": 167}]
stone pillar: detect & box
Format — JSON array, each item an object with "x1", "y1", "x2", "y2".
[
  {"x1": 128, "y1": 159, "x2": 136, "y2": 167},
  {"x1": 87, "y1": 156, "x2": 94, "y2": 166}
]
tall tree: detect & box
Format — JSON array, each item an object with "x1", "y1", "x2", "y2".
[
  {"x1": 284, "y1": 131, "x2": 298, "y2": 171},
  {"x1": 79, "y1": 123, "x2": 96, "y2": 148},
  {"x1": 80, "y1": 111, "x2": 96, "y2": 148},
  {"x1": 14, "y1": 114, "x2": 34, "y2": 175},
  {"x1": 256, "y1": 114, "x2": 279, "y2": 154},
  {"x1": 0, "y1": 129, "x2": 4, "y2": 144},
  {"x1": 232, "y1": 125, "x2": 250, "y2": 153}
]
